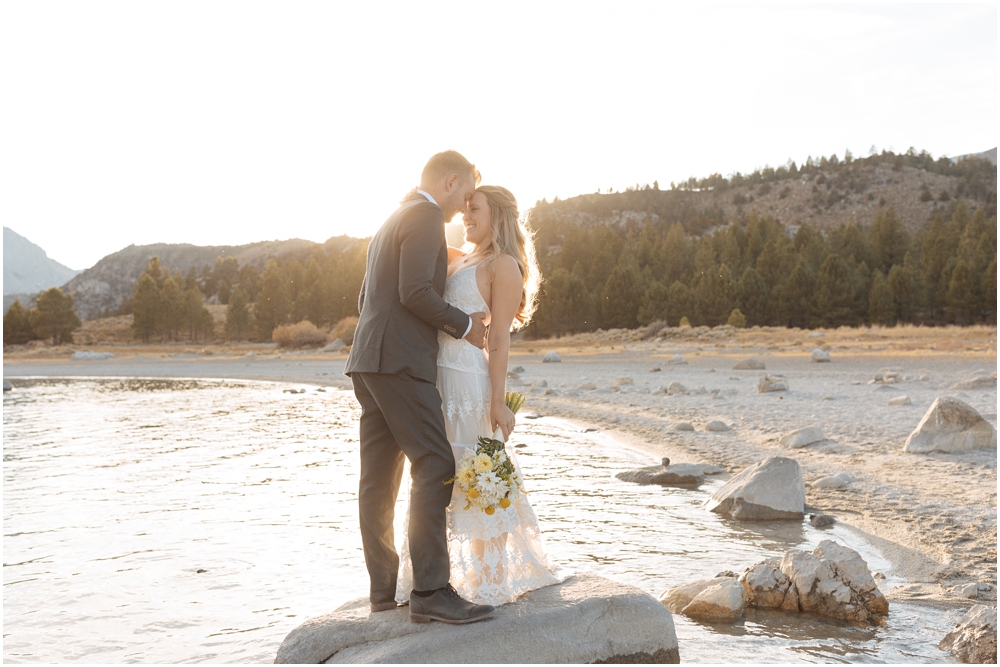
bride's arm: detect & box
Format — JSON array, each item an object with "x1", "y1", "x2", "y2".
[{"x1": 486, "y1": 254, "x2": 523, "y2": 441}]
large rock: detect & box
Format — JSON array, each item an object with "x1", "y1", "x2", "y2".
[
  {"x1": 939, "y1": 604, "x2": 998, "y2": 663},
  {"x1": 616, "y1": 463, "x2": 705, "y2": 486},
  {"x1": 903, "y1": 396, "x2": 997, "y2": 453},
  {"x1": 2, "y1": 380, "x2": 12, "y2": 392},
  {"x1": 72, "y1": 350, "x2": 114, "y2": 360},
  {"x1": 757, "y1": 374, "x2": 789, "y2": 393},
  {"x1": 659, "y1": 578, "x2": 719, "y2": 613},
  {"x1": 322, "y1": 338, "x2": 346, "y2": 352},
  {"x1": 811, "y1": 348, "x2": 831, "y2": 363},
  {"x1": 739, "y1": 541, "x2": 888, "y2": 625},
  {"x1": 705, "y1": 457, "x2": 805, "y2": 520},
  {"x1": 542, "y1": 351, "x2": 562, "y2": 363},
  {"x1": 951, "y1": 376, "x2": 997, "y2": 390},
  {"x1": 681, "y1": 579, "x2": 746, "y2": 620},
  {"x1": 778, "y1": 426, "x2": 826, "y2": 449},
  {"x1": 732, "y1": 358, "x2": 765, "y2": 370},
  {"x1": 275, "y1": 573, "x2": 679, "y2": 664},
  {"x1": 666, "y1": 382, "x2": 688, "y2": 396}
]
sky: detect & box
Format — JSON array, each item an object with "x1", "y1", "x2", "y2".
[{"x1": 1, "y1": 2, "x2": 996, "y2": 271}]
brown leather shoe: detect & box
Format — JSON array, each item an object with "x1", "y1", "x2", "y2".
[{"x1": 409, "y1": 584, "x2": 495, "y2": 624}]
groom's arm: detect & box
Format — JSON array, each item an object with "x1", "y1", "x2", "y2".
[{"x1": 398, "y1": 204, "x2": 472, "y2": 339}]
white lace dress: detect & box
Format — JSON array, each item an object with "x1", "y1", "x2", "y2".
[{"x1": 395, "y1": 264, "x2": 564, "y2": 606}]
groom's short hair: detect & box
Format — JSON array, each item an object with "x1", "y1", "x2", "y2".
[{"x1": 421, "y1": 150, "x2": 481, "y2": 187}]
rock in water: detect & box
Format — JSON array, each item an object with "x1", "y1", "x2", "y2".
[
  {"x1": 2, "y1": 380, "x2": 12, "y2": 392},
  {"x1": 542, "y1": 351, "x2": 562, "y2": 363},
  {"x1": 778, "y1": 426, "x2": 826, "y2": 449},
  {"x1": 810, "y1": 514, "x2": 836, "y2": 528},
  {"x1": 659, "y1": 578, "x2": 727, "y2": 613},
  {"x1": 939, "y1": 605, "x2": 997, "y2": 664},
  {"x1": 951, "y1": 376, "x2": 997, "y2": 390},
  {"x1": 903, "y1": 396, "x2": 997, "y2": 453},
  {"x1": 275, "y1": 573, "x2": 680, "y2": 664},
  {"x1": 732, "y1": 358, "x2": 765, "y2": 370},
  {"x1": 739, "y1": 541, "x2": 888, "y2": 626},
  {"x1": 616, "y1": 463, "x2": 705, "y2": 486},
  {"x1": 757, "y1": 375, "x2": 789, "y2": 393},
  {"x1": 681, "y1": 579, "x2": 746, "y2": 620},
  {"x1": 811, "y1": 348, "x2": 831, "y2": 363},
  {"x1": 705, "y1": 457, "x2": 805, "y2": 520}
]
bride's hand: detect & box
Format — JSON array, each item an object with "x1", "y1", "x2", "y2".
[{"x1": 491, "y1": 402, "x2": 515, "y2": 441}]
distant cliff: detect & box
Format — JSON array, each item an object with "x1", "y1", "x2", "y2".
[{"x1": 3, "y1": 227, "x2": 80, "y2": 296}]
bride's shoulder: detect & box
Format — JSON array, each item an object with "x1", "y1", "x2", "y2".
[{"x1": 489, "y1": 254, "x2": 521, "y2": 284}]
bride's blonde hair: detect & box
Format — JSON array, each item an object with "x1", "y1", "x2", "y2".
[{"x1": 472, "y1": 185, "x2": 541, "y2": 330}]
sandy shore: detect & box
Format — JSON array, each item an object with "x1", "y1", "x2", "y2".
[{"x1": 5, "y1": 328, "x2": 996, "y2": 609}]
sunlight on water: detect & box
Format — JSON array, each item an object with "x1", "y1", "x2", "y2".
[{"x1": 3, "y1": 379, "x2": 959, "y2": 663}]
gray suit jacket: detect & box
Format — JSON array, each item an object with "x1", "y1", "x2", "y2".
[{"x1": 345, "y1": 192, "x2": 471, "y2": 383}]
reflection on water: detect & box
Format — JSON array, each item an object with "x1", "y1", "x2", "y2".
[{"x1": 3, "y1": 379, "x2": 959, "y2": 663}]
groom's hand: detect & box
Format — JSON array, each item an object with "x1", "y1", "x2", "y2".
[{"x1": 465, "y1": 312, "x2": 487, "y2": 349}]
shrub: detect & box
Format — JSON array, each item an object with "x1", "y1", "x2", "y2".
[
  {"x1": 679, "y1": 316, "x2": 692, "y2": 328},
  {"x1": 272, "y1": 320, "x2": 328, "y2": 349},
  {"x1": 331, "y1": 316, "x2": 359, "y2": 345},
  {"x1": 938, "y1": 189, "x2": 951, "y2": 202},
  {"x1": 727, "y1": 308, "x2": 747, "y2": 328},
  {"x1": 732, "y1": 193, "x2": 747, "y2": 206},
  {"x1": 919, "y1": 188, "x2": 933, "y2": 202},
  {"x1": 757, "y1": 183, "x2": 772, "y2": 196}
]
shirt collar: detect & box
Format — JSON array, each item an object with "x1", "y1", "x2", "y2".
[{"x1": 416, "y1": 189, "x2": 439, "y2": 207}]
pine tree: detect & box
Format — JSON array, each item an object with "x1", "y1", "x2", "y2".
[
  {"x1": 869, "y1": 206, "x2": 909, "y2": 272},
  {"x1": 947, "y1": 261, "x2": 975, "y2": 324},
  {"x1": 736, "y1": 266, "x2": 769, "y2": 326},
  {"x1": 160, "y1": 276, "x2": 184, "y2": 341},
  {"x1": 183, "y1": 286, "x2": 211, "y2": 341},
  {"x1": 782, "y1": 258, "x2": 816, "y2": 329},
  {"x1": 887, "y1": 254, "x2": 917, "y2": 323},
  {"x1": 667, "y1": 281, "x2": 700, "y2": 327},
  {"x1": 637, "y1": 280, "x2": 670, "y2": 326},
  {"x1": 867, "y1": 270, "x2": 896, "y2": 326},
  {"x1": 601, "y1": 263, "x2": 643, "y2": 329},
  {"x1": 255, "y1": 259, "x2": 291, "y2": 339},
  {"x1": 982, "y1": 258, "x2": 997, "y2": 325},
  {"x1": 225, "y1": 287, "x2": 252, "y2": 340},
  {"x1": 533, "y1": 266, "x2": 594, "y2": 336},
  {"x1": 132, "y1": 273, "x2": 160, "y2": 342},
  {"x1": 28, "y1": 288, "x2": 81, "y2": 345},
  {"x1": 4, "y1": 299, "x2": 36, "y2": 344},
  {"x1": 813, "y1": 255, "x2": 856, "y2": 327}
]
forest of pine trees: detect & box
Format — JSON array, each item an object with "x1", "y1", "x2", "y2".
[{"x1": 529, "y1": 200, "x2": 996, "y2": 338}]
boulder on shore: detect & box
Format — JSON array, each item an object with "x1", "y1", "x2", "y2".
[
  {"x1": 903, "y1": 396, "x2": 997, "y2": 454},
  {"x1": 659, "y1": 577, "x2": 730, "y2": 613},
  {"x1": 542, "y1": 351, "x2": 562, "y2": 363},
  {"x1": 666, "y1": 381, "x2": 688, "y2": 396},
  {"x1": 72, "y1": 350, "x2": 114, "y2": 360},
  {"x1": 811, "y1": 348, "x2": 831, "y2": 363},
  {"x1": 705, "y1": 456, "x2": 805, "y2": 520},
  {"x1": 950, "y1": 376, "x2": 997, "y2": 390},
  {"x1": 939, "y1": 604, "x2": 997, "y2": 664},
  {"x1": 732, "y1": 358, "x2": 765, "y2": 370},
  {"x1": 778, "y1": 426, "x2": 826, "y2": 449},
  {"x1": 616, "y1": 463, "x2": 705, "y2": 486},
  {"x1": 757, "y1": 375, "x2": 789, "y2": 393},
  {"x1": 274, "y1": 573, "x2": 680, "y2": 664},
  {"x1": 321, "y1": 338, "x2": 346, "y2": 352},
  {"x1": 739, "y1": 540, "x2": 888, "y2": 626},
  {"x1": 2, "y1": 380, "x2": 12, "y2": 392}
]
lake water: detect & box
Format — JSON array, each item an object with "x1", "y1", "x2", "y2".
[{"x1": 3, "y1": 378, "x2": 962, "y2": 663}]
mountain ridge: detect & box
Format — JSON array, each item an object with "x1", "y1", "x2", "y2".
[{"x1": 3, "y1": 227, "x2": 81, "y2": 296}]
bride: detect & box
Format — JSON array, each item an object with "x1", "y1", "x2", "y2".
[{"x1": 396, "y1": 185, "x2": 564, "y2": 607}]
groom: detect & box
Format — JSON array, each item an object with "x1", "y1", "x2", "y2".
[{"x1": 345, "y1": 150, "x2": 495, "y2": 624}]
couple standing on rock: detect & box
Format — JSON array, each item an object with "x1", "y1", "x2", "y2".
[{"x1": 345, "y1": 151, "x2": 563, "y2": 624}]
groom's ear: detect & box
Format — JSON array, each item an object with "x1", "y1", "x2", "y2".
[{"x1": 442, "y1": 172, "x2": 459, "y2": 193}]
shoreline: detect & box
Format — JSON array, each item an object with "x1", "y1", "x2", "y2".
[{"x1": 5, "y1": 344, "x2": 996, "y2": 610}]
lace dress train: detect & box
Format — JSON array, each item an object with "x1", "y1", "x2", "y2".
[{"x1": 395, "y1": 265, "x2": 563, "y2": 606}]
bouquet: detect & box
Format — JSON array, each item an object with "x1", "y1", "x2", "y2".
[{"x1": 445, "y1": 391, "x2": 526, "y2": 515}]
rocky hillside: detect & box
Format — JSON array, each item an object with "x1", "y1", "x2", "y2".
[
  {"x1": 63, "y1": 237, "x2": 353, "y2": 320},
  {"x1": 532, "y1": 149, "x2": 997, "y2": 236},
  {"x1": 4, "y1": 227, "x2": 80, "y2": 297}
]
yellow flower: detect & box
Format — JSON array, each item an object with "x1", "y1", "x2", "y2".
[
  {"x1": 499, "y1": 497, "x2": 511, "y2": 509},
  {"x1": 468, "y1": 488, "x2": 480, "y2": 499},
  {"x1": 473, "y1": 453, "x2": 493, "y2": 474},
  {"x1": 484, "y1": 506, "x2": 495, "y2": 515}
]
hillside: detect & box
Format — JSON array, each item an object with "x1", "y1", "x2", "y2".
[
  {"x1": 3, "y1": 227, "x2": 81, "y2": 297},
  {"x1": 532, "y1": 149, "x2": 997, "y2": 236},
  {"x1": 63, "y1": 236, "x2": 361, "y2": 320}
]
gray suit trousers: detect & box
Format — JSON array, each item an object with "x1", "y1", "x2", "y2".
[{"x1": 351, "y1": 371, "x2": 455, "y2": 602}]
